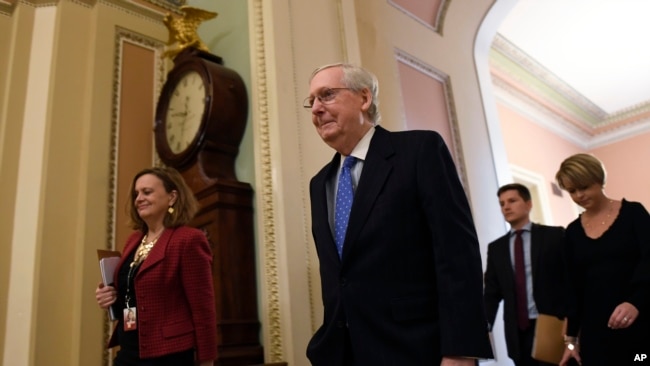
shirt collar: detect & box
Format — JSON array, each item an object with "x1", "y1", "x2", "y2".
[
  {"x1": 510, "y1": 221, "x2": 532, "y2": 236},
  {"x1": 340, "y1": 126, "x2": 375, "y2": 167}
]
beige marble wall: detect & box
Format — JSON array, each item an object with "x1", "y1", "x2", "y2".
[
  {"x1": 0, "y1": 0, "x2": 514, "y2": 365},
  {"x1": 0, "y1": 1, "x2": 168, "y2": 364}
]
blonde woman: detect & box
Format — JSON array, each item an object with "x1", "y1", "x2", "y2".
[{"x1": 556, "y1": 154, "x2": 650, "y2": 366}]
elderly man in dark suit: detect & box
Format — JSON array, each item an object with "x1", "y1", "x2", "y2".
[
  {"x1": 484, "y1": 183, "x2": 567, "y2": 366},
  {"x1": 304, "y1": 62, "x2": 493, "y2": 366}
]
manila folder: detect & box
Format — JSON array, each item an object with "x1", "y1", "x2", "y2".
[{"x1": 532, "y1": 313, "x2": 565, "y2": 365}]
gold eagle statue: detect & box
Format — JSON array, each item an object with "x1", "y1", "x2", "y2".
[{"x1": 163, "y1": 5, "x2": 218, "y2": 59}]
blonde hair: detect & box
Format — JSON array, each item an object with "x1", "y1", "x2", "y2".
[{"x1": 555, "y1": 153, "x2": 606, "y2": 190}]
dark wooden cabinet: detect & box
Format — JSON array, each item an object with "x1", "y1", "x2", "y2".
[
  {"x1": 191, "y1": 175, "x2": 264, "y2": 365},
  {"x1": 155, "y1": 47, "x2": 279, "y2": 365}
]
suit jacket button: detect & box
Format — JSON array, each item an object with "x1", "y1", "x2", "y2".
[
  {"x1": 336, "y1": 321, "x2": 346, "y2": 328},
  {"x1": 339, "y1": 278, "x2": 347, "y2": 286}
]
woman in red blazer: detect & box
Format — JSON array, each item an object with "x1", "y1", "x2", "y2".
[{"x1": 95, "y1": 167, "x2": 216, "y2": 365}]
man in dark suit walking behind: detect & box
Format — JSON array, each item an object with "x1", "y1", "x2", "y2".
[
  {"x1": 484, "y1": 183, "x2": 567, "y2": 366},
  {"x1": 304, "y1": 62, "x2": 493, "y2": 366}
]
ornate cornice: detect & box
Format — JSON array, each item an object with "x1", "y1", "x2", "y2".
[
  {"x1": 491, "y1": 33, "x2": 650, "y2": 135},
  {"x1": 492, "y1": 34, "x2": 605, "y2": 119},
  {"x1": 99, "y1": 0, "x2": 172, "y2": 22},
  {"x1": 493, "y1": 76, "x2": 592, "y2": 148},
  {"x1": 1, "y1": 0, "x2": 180, "y2": 18},
  {"x1": 0, "y1": 0, "x2": 14, "y2": 16},
  {"x1": 492, "y1": 73, "x2": 650, "y2": 149},
  {"x1": 145, "y1": 0, "x2": 183, "y2": 11}
]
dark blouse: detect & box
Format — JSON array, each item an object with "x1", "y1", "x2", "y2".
[
  {"x1": 564, "y1": 199, "x2": 650, "y2": 364},
  {"x1": 113, "y1": 247, "x2": 141, "y2": 361}
]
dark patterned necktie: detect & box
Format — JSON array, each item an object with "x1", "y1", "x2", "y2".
[
  {"x1": 334, "y1": 156, "x2": 357, "y2": 258},
  {"x1": 514, "y1": 229, "x2": 530, "y2": 330}
]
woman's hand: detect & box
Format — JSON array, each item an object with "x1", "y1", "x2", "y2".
[
  {"x1": 559, "y1": 344, "x2": 581, "y2": 366},
  {"x1": 95, "y1": 281, "x2": 117, "y2": 310},
  {"x1": 608, "y1": 302, "x2": 639, "y2": 329}
]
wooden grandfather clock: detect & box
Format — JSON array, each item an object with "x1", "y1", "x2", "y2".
[{"x1": 154, "y1": 46, "x2": 266, "y2": 365}]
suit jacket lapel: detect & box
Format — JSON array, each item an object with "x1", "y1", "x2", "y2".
[
  {"x1": 312, "y1": 156, "x2": 340, "y2": 259},
  {"x1": 530, "y1": 224, "x2": 542, "y2": 285},
  {"x1": 498, "y1": 235, "x2": 516, "y2": 291},
  {"x1": 342, "y1": 127, "x2": 394, "y2": 258}
]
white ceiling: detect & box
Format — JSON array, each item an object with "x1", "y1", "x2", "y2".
[{"x1": 497, "y1": 0, "x2": 650, "y2": 114}]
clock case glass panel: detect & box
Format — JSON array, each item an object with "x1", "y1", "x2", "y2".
[
  {"x1": 165, "y1": 70, "x2": 207, "y2": 154},
  {"x1": 155, "y1": 58, "x2": 213, "y2": 168}
]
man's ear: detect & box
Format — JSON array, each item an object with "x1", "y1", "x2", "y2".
[
  {"x1": 360, "y1": 88, "x2": 372, "y2": 112},
  {"x1": 525, "y1": 199, "x2": 533, "y2": 213}
]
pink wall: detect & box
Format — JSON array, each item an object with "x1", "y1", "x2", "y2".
[
  {"x1": 498, "y1": 104, "x2": 581, "y2": 226},
  {"x1": 499, "y1": 103, "x2": 650, "y2": 226},
  {"x1": 391, "y1": 0, "x2": 444, "y2": 28},
  {"x1": 397, "y1": 61, "x2": 455, "y2": 161},
  {"x1": 591, "y1": 132, "x2": 650, "y2": 209}
]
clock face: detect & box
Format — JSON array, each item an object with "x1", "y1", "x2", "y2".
[{"x1": 165, "y1": 70, "x2": 207, "y2": 154}]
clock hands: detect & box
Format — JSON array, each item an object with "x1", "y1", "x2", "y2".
[
  {"x1": 178, "y1": 96, "x2": 190, "y2": 144},
  {"x1": 164, "y1": 71, "x2": 205, "y2": 154}
]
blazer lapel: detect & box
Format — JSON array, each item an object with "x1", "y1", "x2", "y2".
[
  {"x1": 113, "y1": 233, "x2": 142, "y2": 285},
  {"x1": 138, "y1": 228, "x2": 171, "y2": 275}
]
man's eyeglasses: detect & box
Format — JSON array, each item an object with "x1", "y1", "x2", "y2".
[{"x1": 303, "y1": 88, "x2": 351, "y2": 109}]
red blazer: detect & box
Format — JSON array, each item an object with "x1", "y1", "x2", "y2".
[{"x1": 109, "y1": 226, "x2": 217, "y2": 362}]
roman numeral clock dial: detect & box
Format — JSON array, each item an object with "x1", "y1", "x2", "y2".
[
  {"x1": 154, "y1": 47, "x2": 249, "y2": 179},
  {"x1": 154, "y1": 49, "x2": 218, "y2": 169},
  {"x1": 165, "y1": 71, "x2": 206, "y2": 153}
]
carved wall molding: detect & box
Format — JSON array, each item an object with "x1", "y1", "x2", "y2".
[
  {"x1": 0, "y1": 0, "x2": 14, "y2": 15},
  {"x1": 250, "y1": 0, "x2": 284, "y2": 362},
  {"x1": 0, "y1": 0, "x2": 56, "y2": 16},
  {"x1": 1, "y1": 0, "x2": 179, "y2": 19},
  {"x1": 21, "y1": 0, "x2": 58, "y2": 7},
  {"x1": 105, "y1": 28, "x2": 165, "y2": 365},
  {"x1": 99, "y1": 0, "x2": 170, "y2": 22},
  {"x1": 286, "y1": 0, "x2": 317, "y2": 335},
  {"x1": 388, "y1": 0, "x2": 451, "y2": 35},
  {"x1": 145, "y1": 0, "x2": 184, "y2": 11},
  {"x1": 395, "y1": 47, "x2": 469, "y2": 194}
]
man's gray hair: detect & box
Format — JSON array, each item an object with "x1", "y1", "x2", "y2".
[{"x1": 310, "y1": 63, "x2": 381, "y2": 124}]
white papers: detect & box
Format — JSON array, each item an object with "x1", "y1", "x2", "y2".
[
  {"x1": 99, "y1": 256, "x2": 120, "y2": 286},
  {"x1": 97, "y1": 250, "x2": 121, "y2": 321}
]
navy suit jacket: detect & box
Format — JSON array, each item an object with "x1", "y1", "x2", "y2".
[
  {"x1": 307, "y1": 126, "x2": 493, "y2": 365},
  {"x1": 483, "y1": 223, "x2": 566, "y2": 361}
]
